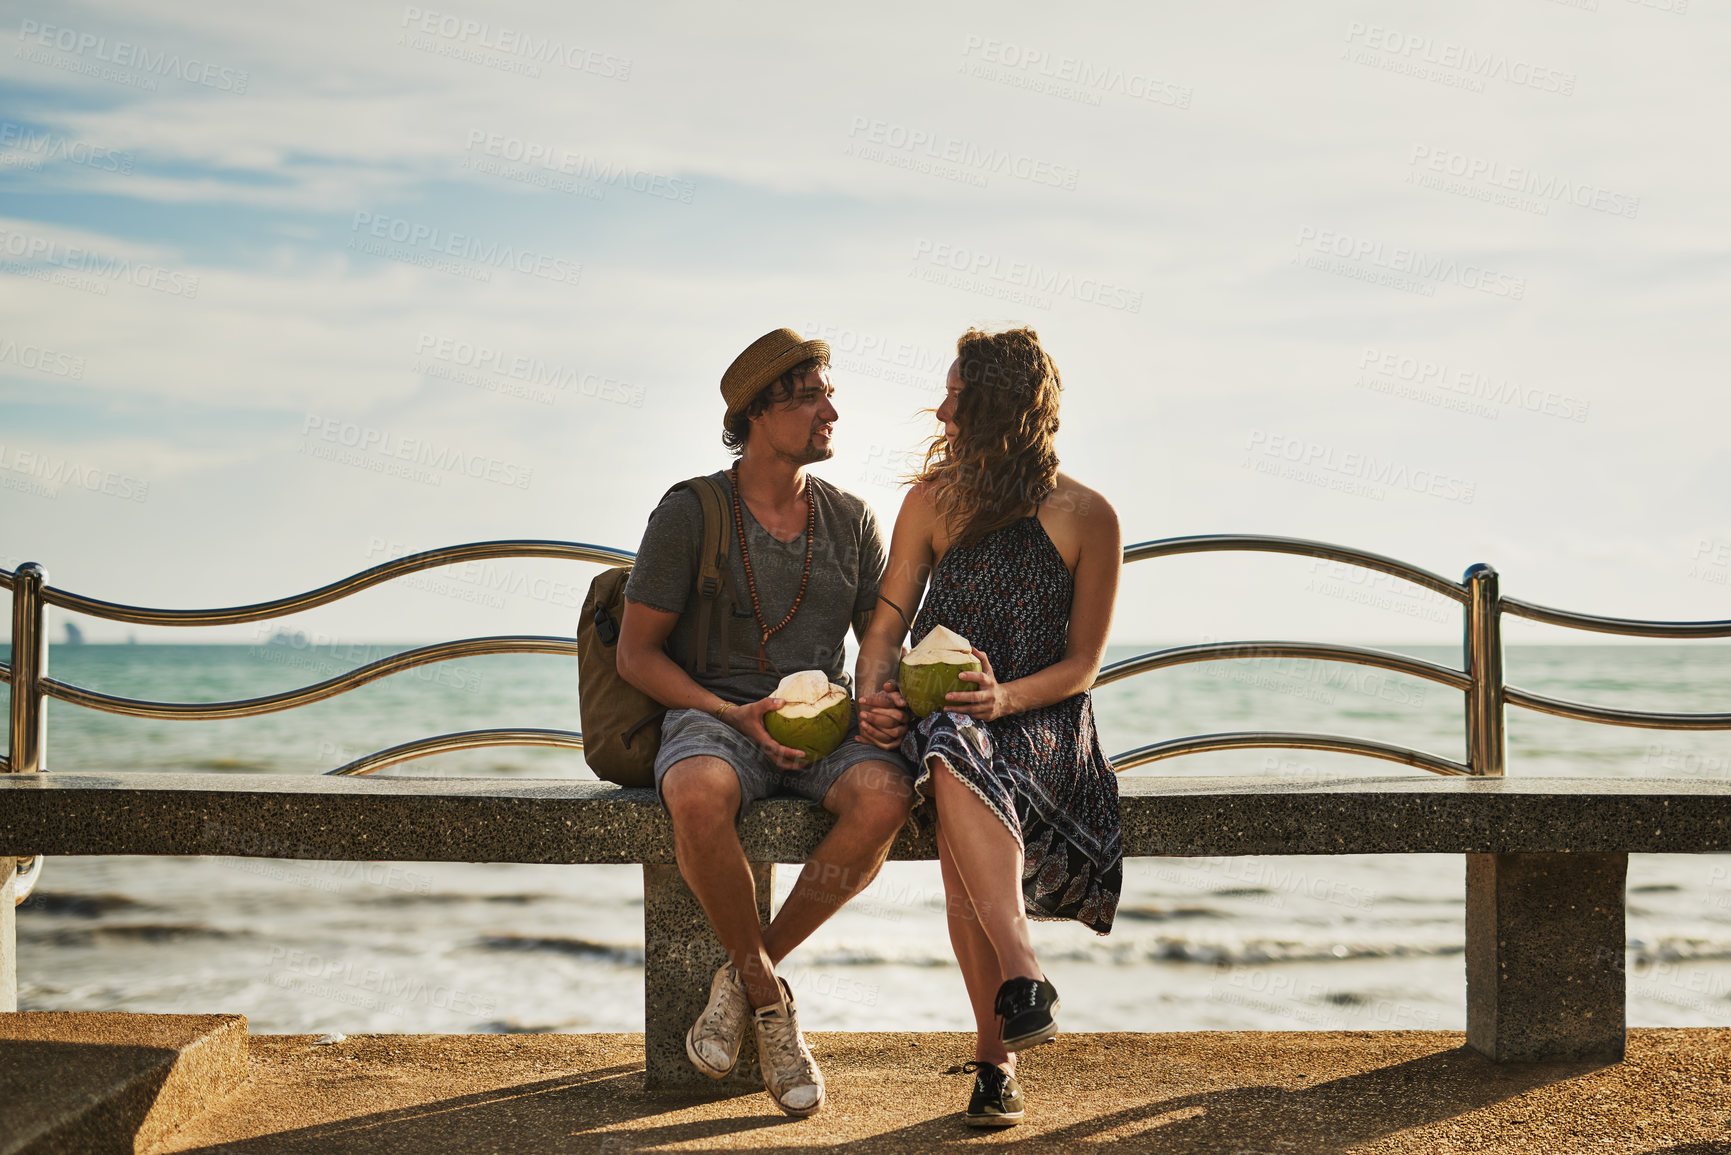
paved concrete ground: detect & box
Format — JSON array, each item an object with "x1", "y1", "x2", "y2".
[{"x1": 158, "y1": 1029, "x2": 1731, "y2": 1154}]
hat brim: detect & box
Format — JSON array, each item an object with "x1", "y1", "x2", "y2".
[{"x1": 726, "y1": 339, "x2": 831, "y2": 421}]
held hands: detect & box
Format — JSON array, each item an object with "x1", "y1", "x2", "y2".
[
  {"x1": 855, "y1": 681, "x2": 911, "y2": 750},
  {"x1": 945, "y1": 648, "x2": 1014, "y2": 721},
  {"x1": 724, "y1": 696, "x2": 811, "y2": 771}
]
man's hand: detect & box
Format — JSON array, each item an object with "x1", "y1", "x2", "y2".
[
  {"x1": 724, "y1": 696, "x2": 811, "y2": 771},
  {"x1": 856, "y1": 681, "x2": 911, "y2": 750}
]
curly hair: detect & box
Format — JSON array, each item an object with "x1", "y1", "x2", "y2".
[
  {"x1": 721, "y1": 354, "x2": 829, "y2": 455},
  {"x1": 911, "y1": 327, "x2": 1062, "y2": 550}
]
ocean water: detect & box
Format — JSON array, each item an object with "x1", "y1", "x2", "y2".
[{"x1": 7, "y1": 641, "x2": 1731, "y2": 1038}]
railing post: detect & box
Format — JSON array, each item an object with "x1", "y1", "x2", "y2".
[
  {"x1": 1463, "y1": 563, "x2": 1504, "y2": 777},
  {"x1": 1461, "y1": 561, "x2": 1625, "y2": 1061},
  {"x1": 8, "y1": 562, "x2": 48, "y2": 775},
  {"x1": 5, "y1": 562, "x2": 48, "y2": 1011}
]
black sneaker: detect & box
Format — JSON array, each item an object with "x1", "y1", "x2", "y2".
[
  {"x1": 995, "y1": 976, "x2": 1060, "y2": 1050},
  {"x1": 960, "y1": 1061, "x2": 1024, "y2": 1127}
]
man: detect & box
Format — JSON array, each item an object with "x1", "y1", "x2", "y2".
[{"x1": 616, "y1": 328, "x2": 915, "y2": 1117}]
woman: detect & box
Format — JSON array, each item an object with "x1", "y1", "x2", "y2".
[{"x1": 855, "y1": 326, "x2": 1123, "y2": 1128}]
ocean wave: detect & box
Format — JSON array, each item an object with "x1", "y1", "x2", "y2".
[
  {"x1": 1134, "y1": 937, "x2": 1464, "y2": 966},
  {"x1": 22, "y1": 923, "x2": 236, "y2": 947},
  {"x1": 1629, "y1": 938, "x2": 1731, "y2": 966},
  {"x1": 473, "y1": 934, "x2": 643, "y2": 965},
  {"x1": 1116, "y1": 905, "x2": 1227, "y2": 922},
  {"x1": 800, "y1": 946, "x2": 956, "y2": 968},
  {"x1": 354, "y1": 892, "x2": 557, "y2": 907},
  {"x1": 17, "y1": 891, "x2": 154, "y2": 918},
  {"x1": 780, "y1": 935, "x2": 1465, "y2": 969}
]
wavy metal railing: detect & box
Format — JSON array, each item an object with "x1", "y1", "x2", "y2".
[
  {"x1": 5, "y1": 532, "x2": 1731, "y2": 907},
  {"x1": 325, "y1": 728, "x2": 589, "y2": 777},
  {"x1": 1094, "y1": 639, "x2": 1473, "y2": 692},
  {"x1": 41, "y1": 636, "x2": 581, "y2": 720},
  {"x1": 32, "y1": 540, "x2": 633, "y2": 625},
  {"x1": 1501, "y1": 596, "x2": 1731, "y2": 639},
  {"x1": 1122, "y1": 533, "x2": 1470, "y2": 603},
  {"x1": 1102, "y1": 538, "x2": 1731, "y2": 778},
  {"x1": 1111, "y1": 732, "x2": 1472, "y2": 777},
  {"x1": 1, "y1": 541, "x2": 629, "y2": 903}
]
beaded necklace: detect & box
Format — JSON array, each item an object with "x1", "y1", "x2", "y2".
[{"x1": 728, "y1": 464, "x2": 817, "y2": 673}]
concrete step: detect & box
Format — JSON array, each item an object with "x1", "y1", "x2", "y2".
[{"x1": 0, "y1": 1012, "x2": 248, "y2": 1155}]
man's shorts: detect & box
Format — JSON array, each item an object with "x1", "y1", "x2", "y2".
[{"x1": 653, "y1": 707, "x2": 914, "y2": 813}]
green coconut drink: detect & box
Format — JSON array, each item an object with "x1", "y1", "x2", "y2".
[
  {"x1": 898, "y1": 625, "x2": 982, "y2": 718},
  {"x1": 763, "y1": 670, "x2": 853, "y2": 761}
]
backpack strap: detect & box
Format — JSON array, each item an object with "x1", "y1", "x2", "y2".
[{"x1": 665, "y1": 475, "x2": 733, "y2": 676}]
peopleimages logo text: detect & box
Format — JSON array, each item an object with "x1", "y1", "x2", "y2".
[
  {"x1": 1343, "y1": 22, "x2": 1576, "y2": 95},
  {"x1": 16, "y1": 20, "x2": 249, "y2": 91},
  {"x1": 0, "y1": 225, "x2": 200, "y2": 298},
  {"x1": 0, "y1": 443, "x2": 149, "y2": 502},
  {"x1": 911, "y1": 240, "x2": 1142, "y2": 313},
  {"x1": 0, "y1": 121, "x2": 133, "y2": 173},
  {"x1": 1244, "y1": 430, "x2": 1476, "y2": 505},
  {"x1": 1358, "y1": 347, "x2": 1589, "y2": 423},
  {"x1": 1408, "y1": 145, "x2": 1638, "y2": 219},
  {"x1": 414, "y1": 332, "x2": 645, "y2": 407},
  {"x1": 0, "y1": 337, "x2": 85, "y2": 379},
  {"x1": 399, "y1": 7, "x2": 630, "y2": 79},
  {"x1": 959, "y1": 36, "x2": 1192, "y2": 108},
  {"x1": 463, "y1": 131, "x2": 693, "y2": 202},
  {"x1": 348, "y1": 213, "x2": 581, "y2": 287},
  {"x1": 801, "y1": 322, "x2": 948, "y2": 380},
  {"x1": 301, "y1": 416, "x2": 533, "y2": 489},
  {"x1": 846, "y1": 117, "x2": 1078, "y2": 190},
  {"x1": 1294, "y1": 227, "x2": 1525, "y2": 300}
]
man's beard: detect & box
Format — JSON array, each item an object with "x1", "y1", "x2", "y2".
[{"x1": 780, "y1": 436, "x2": 834, "y2": 466}]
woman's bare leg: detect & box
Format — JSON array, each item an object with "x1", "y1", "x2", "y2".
[
  {"x1": 936, "y1": 821, "x2": 1014, "y2": 1068},
  {"x1": 930, "y1": 758, "x2": 1042, "y2": 1000}
]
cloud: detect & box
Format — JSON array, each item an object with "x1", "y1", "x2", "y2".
[{"x1": 2, "y1": 0, "x2": 1728, "y2": 643}]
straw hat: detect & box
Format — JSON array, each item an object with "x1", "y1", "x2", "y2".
[{"x1": 720, "y1": 329, "x2": 831, "y2": 421}]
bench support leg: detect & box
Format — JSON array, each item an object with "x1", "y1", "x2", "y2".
[
  {"x1": 1, "y1": 858, "x2": 16, "y2": 1012},
  {"x1": 642, "y1": 861, "x2": 775, "y2": 1091},
  {"x1": 1466, "y1": 851, "x2": 1625, "y2": 1063}
]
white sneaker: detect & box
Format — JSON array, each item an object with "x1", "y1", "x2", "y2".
[
  {"x1": 753, "y1": 977, "x2": 825, "y2": 1117},
  {"x1": 685, "y1": 962, "x2": 750, "y2": 1078}
]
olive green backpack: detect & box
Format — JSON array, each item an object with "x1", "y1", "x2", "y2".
[{"x1": 578, "y1": 476, "x2": 733, "y2": 786}]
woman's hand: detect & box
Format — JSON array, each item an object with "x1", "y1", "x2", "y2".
[
  {"x1": 855, "y1": 681, "x2": 910, "y2": 750},
  {"x1": 945, "y1": 648, "x2": 1015, "y2": 722}
]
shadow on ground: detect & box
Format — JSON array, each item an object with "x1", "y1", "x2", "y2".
[{"x1": 161, "y1": 1031, "x2": 1664, "y2": 1154}]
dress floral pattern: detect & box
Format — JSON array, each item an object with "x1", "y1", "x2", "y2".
[{"x1": 901, "y1": 515, "x2": 1122, "y2": 933}]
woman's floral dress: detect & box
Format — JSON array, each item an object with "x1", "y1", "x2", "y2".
[{"x1": 902, "y1": 515, "x2": 1122, "y2": 933}]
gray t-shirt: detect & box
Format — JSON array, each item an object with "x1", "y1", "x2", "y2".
[{"x1": 624, "y1": 470, "x2": 886, "y2": 705}]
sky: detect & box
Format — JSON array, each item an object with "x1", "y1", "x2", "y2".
[{"x1": 0, "y1": 0, "x2": 1726, "y2": 649}]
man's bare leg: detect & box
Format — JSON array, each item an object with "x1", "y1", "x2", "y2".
[
  {"x1": 660, "y1": 755, "x2": 780, "y2": 1008},
  {"x1": 760, "y1": 759, "x2": 913, "y2": 964}
]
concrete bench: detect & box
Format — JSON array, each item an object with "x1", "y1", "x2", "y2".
[{"x1": 6, "y1": 771, "x2": 1731, "y2": 1086}]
